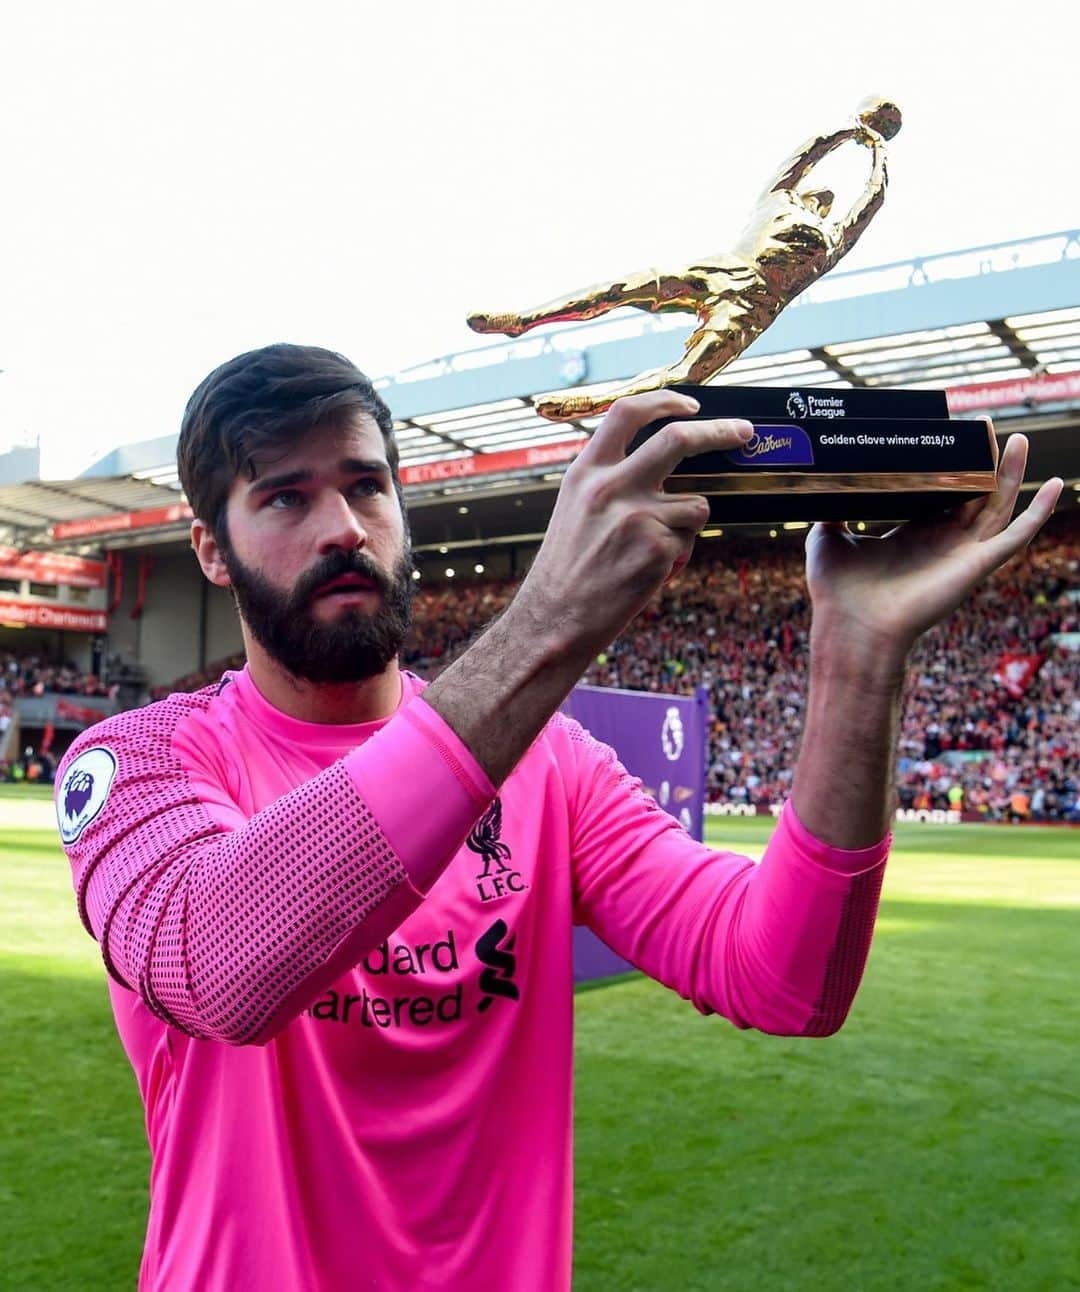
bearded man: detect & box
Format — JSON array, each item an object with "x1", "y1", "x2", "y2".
[{"x1": 55, "y1": 343, "x2": 1061, "y2": 1291}]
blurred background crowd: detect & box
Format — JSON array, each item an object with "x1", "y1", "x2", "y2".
[
  {"x1": 7, "y1": 514, "x2": 1078, "y2": 823},
  {"x1": 402, "y1": 512, "x2": 1080, "y2": 823}
]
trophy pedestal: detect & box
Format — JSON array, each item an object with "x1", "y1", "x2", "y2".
[{"x1": 633, "y1": 384, "x2": 998, "y2": 524}]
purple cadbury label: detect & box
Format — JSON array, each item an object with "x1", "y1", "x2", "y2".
[{"x1": 723, "y1": 424, "x2": 815, "y2": 467}]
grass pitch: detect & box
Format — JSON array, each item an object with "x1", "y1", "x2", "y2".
[{"x1": 2, "y1": 788, "x2": 1077, "y2": 1290}]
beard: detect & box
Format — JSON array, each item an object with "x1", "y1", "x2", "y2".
[{"x1": 223, "y1": 543, "x2": 415, "y2": 685}]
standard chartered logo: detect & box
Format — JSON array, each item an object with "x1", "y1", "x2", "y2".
[
  {"x1": 304, "y1": 918, "x2": 522, "y2": 1030},
  {"x1": 475, "y1": 919, "x2": 520, "y2": 1012}
]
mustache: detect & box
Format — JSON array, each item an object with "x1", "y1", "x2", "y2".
[{"x1": 291, "y1": 549, "x2": 396, "y2": 608}]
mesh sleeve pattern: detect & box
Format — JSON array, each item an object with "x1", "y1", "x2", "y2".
[
  {"x1": 59, "y1": 689, "x2": 413, "y2": 1045},
  {"x1": 800, "y1": 866, "x2": 884, "y2": 1037}
]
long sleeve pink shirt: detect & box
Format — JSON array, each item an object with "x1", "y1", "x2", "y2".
[{"x1": 55, "y1": 667, "x2": 889, "y2": 1291}]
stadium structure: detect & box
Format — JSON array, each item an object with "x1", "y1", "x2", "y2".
[{"x1": 2, "y1": 229, "x2": 1080, "y2": 759}]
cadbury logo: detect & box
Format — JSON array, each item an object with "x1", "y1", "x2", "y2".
[
  {"x1": 723, "y1": 424, "x2": 815, "y2": 468},
  {"x1": 742, "y1": 432, "x2": 794, "y2": 458}
]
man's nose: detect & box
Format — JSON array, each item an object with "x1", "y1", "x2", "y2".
[{"x1": 316, "y1": 493, "x2": 367, "y2": 554}]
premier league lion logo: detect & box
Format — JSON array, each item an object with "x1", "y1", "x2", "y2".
[
  {"x1": 786, "y1": 391, "x2": 808, "y2": 419},
  {"x1": 57, "y1": 747, "x2": 117, "y2": 845},
  {"x1": 64, "y1": 769, "x2": 95, "y2": 820},
  {"x1": 661, "y1": 707, "x2": 685, "y2": 762}
]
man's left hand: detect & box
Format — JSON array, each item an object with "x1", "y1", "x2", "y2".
[{"x1": 805, "y1": 431, "x2": 1063, "y2": 668}]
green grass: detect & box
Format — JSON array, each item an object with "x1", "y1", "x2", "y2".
[
  {"x1": 0, "y1": 817, "x2": 150, "y2": 1292},
  {"x1": 576, "y1": 819, "x2": 1080, "y2": 1290},
  {"x1": 2, "y1": 800, "x2": 1078, "y2": 1290},
  {"x1": 0, "y1": 781, "x2": 55, "y2": 800}
]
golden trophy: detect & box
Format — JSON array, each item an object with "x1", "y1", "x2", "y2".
[
  {"x1": 467, "y1": 98, "x2": 999, "y2": 524},
  {"x1": 468, "y1": 97, "x2": 902, "y2": 420}
]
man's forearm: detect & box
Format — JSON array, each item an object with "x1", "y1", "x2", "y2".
[
  {"x1": 790, "y1": 621, "x2": 908, "y2": 849},
  {"x1": 420, "y1": 397, "x2": 754, "y2": 787},
  {"x1": 423, "y1": 599, "x2": 592, "y2": 786}
]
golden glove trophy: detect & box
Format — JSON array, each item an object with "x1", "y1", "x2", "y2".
[{"x1": 468, "y1": 98, "x2": 997, "y2": 523}]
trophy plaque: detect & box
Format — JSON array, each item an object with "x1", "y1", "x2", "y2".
[{"x1": 634, "y1": 383, "x2": 998, "y2": 524}]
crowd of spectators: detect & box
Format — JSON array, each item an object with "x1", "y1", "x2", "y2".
[
  {"x1": 403, "y1": 513, "x2": 1080, "y2": 824},
  {"x1": 15, "y1": 514, "x2": 1077, "y2": 822},
  {"x1": 1, "y1": 653, "x2": 115, "y2": 780},
  {"x1": 1, "y1": 652, "x2": 112, "y2": 699},
  {"x1": 0, "y1": 748, "x2": 56, "y2": 785}
]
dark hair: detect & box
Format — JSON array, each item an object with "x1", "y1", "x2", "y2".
[{"x1": 177, "y1": 343, "x2": 401, "y2": 541}]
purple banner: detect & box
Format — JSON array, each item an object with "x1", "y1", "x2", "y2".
[
  {"x1": 564, "y1": 685, "x2": 708, "y2": 839},
  {"x1": 562, "y1": 685, "x2": 709, "y2": 983}
]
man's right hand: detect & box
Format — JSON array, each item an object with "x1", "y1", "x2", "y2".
[
  {"x1": 423, "y1": 391, "x2": 752, "y2": 784},
  {"x1": 519, "y1": 391, "x2": 752, "y2": 656}
]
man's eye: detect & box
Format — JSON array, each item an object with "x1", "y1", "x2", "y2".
[
  {"x1": 268, "y1": 490, "x2": 304, "y2": 508},
  {"x1": 351, "y1": 479, "x2": 382, "y2": 497}
]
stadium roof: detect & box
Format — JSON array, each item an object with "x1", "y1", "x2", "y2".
[
  {"x1": 3, "y1": 229, "x2": 1080, "y2": 553},
  {"x1": 0, "y1": 475, "x2": 189, "y2": 547},
  {"x1": 377, "y1": 229, "x2": 1080, "y2": 475}
]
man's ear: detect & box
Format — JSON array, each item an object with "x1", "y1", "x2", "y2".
[{"x1": 191, "y1": 518, "x2": 231, "y2": 589}]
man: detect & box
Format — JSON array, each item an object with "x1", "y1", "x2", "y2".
[{"x1": 55, "y1": 344, "x2": 1061, "y2": 1291}]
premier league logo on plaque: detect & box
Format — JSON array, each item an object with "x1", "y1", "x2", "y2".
[{"x1": 57, "y1": 746, "x2": 117, "y2": 845}]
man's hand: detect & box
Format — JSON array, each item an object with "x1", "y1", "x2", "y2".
[
  {"x1": 424, "y1": 391, "x2": 752, "y2": 784},
  {"x1": 805, "y1": 433, "x2": 1063, "y2": 670},
  {"x1": 792, "y1": 430, "x2": 1062, "y2": 848},
  {"x1": 515, "y1": 391, "x2": 752, "y2": 656}
]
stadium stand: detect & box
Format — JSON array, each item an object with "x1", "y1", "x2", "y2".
[
  {"x1": 4, "y1": 233, "x2": 1079, "y2": 813},
  {"x1": 1, "y1": 652, "x2": 113, "y2": 698},
  {"x1": 138, "y1": 512, "x2": 1079, "y2": 823},
  {"x1": 0, "y1": 650, "x2": 133, "y2": 780}
]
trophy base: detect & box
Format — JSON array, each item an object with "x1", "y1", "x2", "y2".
[
  {"x1": 636, "y1": 384, "x2": 998, "y2": 525},
  {"x1": 685, "y1": 484, "x2": 996, "y2": 525}
]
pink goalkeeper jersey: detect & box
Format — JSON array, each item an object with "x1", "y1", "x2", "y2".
[{"x1": 55, "y1": 666, "x2": 889, "y2": 1291}]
